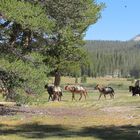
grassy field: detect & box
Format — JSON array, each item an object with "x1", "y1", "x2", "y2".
[{"x1": 0, "y1": 77, "x2": 140, "y2": 140}]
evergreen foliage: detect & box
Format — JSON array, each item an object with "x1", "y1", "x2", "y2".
[
  {"x1": 41, "y1": 0, "x2": 104, "y2": 86},
  {"x1": 0, "y1": 0, "x2": 104, "y2": 101},
  {"x1": 84, "y1": 40, "x2": 140, "y2": 78},
  {"x1": 0, "y1": 0, "x2": 52, "y2": 101}
]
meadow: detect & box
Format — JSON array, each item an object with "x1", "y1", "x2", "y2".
[{"x1": 0, "y1": 77, "x2": 140, "y2": 140}]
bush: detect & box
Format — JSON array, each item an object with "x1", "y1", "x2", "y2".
[{"x1": 0, "y1": 53, "x2": 50, "y2": 102}]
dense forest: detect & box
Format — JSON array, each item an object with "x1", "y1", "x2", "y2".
[{"x1": 82, "y1": 40, "x2": 140, "y2": 78}]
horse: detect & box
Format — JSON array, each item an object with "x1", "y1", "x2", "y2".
[
  {"x1": 44, "y1": 84, "x2": 62, "y2": 101},
  {"x1": 65, "y1": 85, "x2": 87, "y2": 101},
  {"x1": 53, "y1": 86, "x2": 63, "y2": 101},
  {"x1": 94, "y1": 84, "x2": 115, "y2": 100},
  {"x1": 129, "y1": 86, "x2": 140, "y2": 96}
]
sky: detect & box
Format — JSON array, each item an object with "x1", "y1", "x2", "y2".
[{"x1": 84, "y1": 0, "x2": 140, "y2": 41}]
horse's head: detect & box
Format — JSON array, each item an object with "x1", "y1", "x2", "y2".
[
  {"x1": 94, "y1": 84, "x2": 99, "y2": 90},
  {"x1": 65, "y1": 85, "x2": 69, "y2": 90},
  {"x1": 44, "y1": 84, "x2": 48, "y2": 89}
]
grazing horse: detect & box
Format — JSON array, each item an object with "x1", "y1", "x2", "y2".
[
  {"x1": 65, "y1": 85, "x2": 87, "y2": 101},
  {"x1": 95, "y1": 84, "x2": 115, "y2": 100},
  {"x1": 53, "y1": 86, "x2": 63, "y2": 101},
  {"x1": 129, "y1": 86, "x2": 140, "y2": 96},
  {"x1": 44, "y1": 84, "x2": 63, "y2": 101}
]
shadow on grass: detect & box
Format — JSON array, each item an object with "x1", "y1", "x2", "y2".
[
  {"x1": 0, "y1": 122, "x2": 140, "y2": 140},
  {"x1": 82, "y1": 125, "x2": 140, "y2": 140}
]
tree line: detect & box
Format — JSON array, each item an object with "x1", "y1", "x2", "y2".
[{"x1": 81, "y1": 40, "x2": 140, "y2": 78}]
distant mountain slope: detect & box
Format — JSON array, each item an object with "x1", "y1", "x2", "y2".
[{"x1": 132, "y1": 34, "x2": 140, "y2": 41}]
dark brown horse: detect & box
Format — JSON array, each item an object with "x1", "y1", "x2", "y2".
[
  {"x1": 95, "y1": 84, "x2": 115, "y2": 100},
  {"x1": 65, "y1": 85, "x2": 87, "y2": 101},
  {"x1": 129, "y1": 86, "x2": 140, "y2": 96}
]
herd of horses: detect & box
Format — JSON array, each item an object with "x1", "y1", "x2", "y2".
[
  {"x1": 0, "y1": 83, "x2": 139, "y2": 102},
  {"x1": 44, "y1": 83, "x2": 140, "y2": 101}
]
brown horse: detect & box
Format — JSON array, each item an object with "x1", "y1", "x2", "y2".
[
  {"x1": 95, "y1": 84, "x2": 115, "y2": 100},
  {"x1": 65, "y1": 85, "x2": 87, "y2": 101}
]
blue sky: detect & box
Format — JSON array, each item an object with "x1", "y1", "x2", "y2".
[{"x1": 84, "y1": 0, "x2": 140, "y2": 41}]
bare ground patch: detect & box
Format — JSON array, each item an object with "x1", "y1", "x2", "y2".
[{"x1": 0, "y1": 104, "x2": 139, "y2": 120}]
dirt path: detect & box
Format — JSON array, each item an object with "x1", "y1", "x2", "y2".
[{"x1": 0, "y1": 104, "x2": 139, "y2": 120}]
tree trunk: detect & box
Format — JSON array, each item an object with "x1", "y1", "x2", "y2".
[
  {"x1": 54, "y1": 71, "x2": 61, "y2": 86},
  {"x1": 21, "y1": 29, "x2": 32, "y2": 48}
]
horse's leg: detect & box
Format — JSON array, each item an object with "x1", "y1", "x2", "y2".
[
  {"x1": 132, "y1": 92, "x2": 135, "y2": 96},
  {"x1": 57, "y1": 92, "x2": 61, "y2": 101},
  {"x1": 98, "y1": 93, "x2": 102, "y2": 100},
  {"x1": 83, "y1": 92, "x2": 86, "y2": 100},
  {"x1": 59, "y1": 92, "x2": 62, "y2": 101},
  {"x1": 48, "y1": 93, "x2": 52, "y2": 101},
  {"x1": 103, "y1": 93, "x2": 106, "y2": 99},
  {"x1": 109, "y1": 93, "x2": 113, "y2": 99},
  {"x1": 72, "y1": 92, "x2": 75, "y2": 101},
  {"x1": 79, "y1": 92, "x2": 82, "y2": 101},
  {"x1": 85, "y1": 90, "x2": 88, "y2": 97},
  {"x1": 52, "y1": 92, "x2": 56, "y2": 101},
  {"x1": 56, "y1": 92, "x2": 59, "y2": 101},
  {"x1": 58, "y1": 92, "x2": 62, "y2": 101},
  {"x1": 52, "y1": 94, "x2": 54, "y2": 101},
  {"x1": 57, "y1": 92, "x2": 60, "y2": 101},
  {"x1": 48, "y1": 95, "x2": 51, "y2": 101},
  {"x1": 111, "y1": 93, "x2": 114, "y2": 99},
  {"x1": 58, "y1": 94, "x2": 60, "y2": 101},
  {"x1": 59, "y1": 92, "x2": 61, "y2": 101}
]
